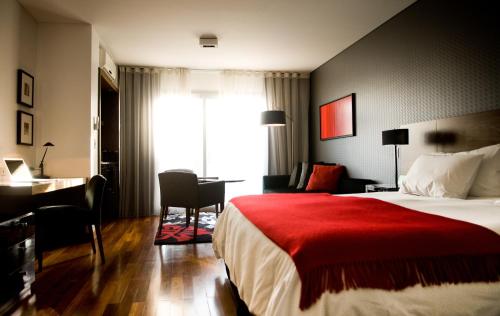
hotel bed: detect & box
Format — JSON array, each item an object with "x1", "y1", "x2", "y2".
[
  {"x1": 213, "y1": 110, "x2": 500, "y2": 315},
  {"x1": 213, "y1": 192, "x2": 500, "y2": 316}
]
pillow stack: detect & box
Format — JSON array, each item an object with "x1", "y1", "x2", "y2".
[{"x1": 400, "y1": 144, "x2": 500, "y2": 198}]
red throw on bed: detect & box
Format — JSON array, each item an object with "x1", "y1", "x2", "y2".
[{"x1": 230, "y1": 194, "x2": 500, "y2": 310}]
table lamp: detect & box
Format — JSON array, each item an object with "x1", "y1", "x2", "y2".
[
  {"x1": 382, "y1": 129, "x2": 408, "y2": 189},
  {"x1": 39, "y1": 142, "x2": 54, "y2": 179}
]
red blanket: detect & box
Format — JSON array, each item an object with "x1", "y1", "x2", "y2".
[{"x1": 231, "y1": 194, "x2": 500, "y2": 310}]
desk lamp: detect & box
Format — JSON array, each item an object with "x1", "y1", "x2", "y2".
[{"x1": 39, "y1": 142, "x2": 54, "y2": 179}]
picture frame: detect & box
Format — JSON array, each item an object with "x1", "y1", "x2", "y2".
[
  {"x1": 17, "y1": 69, "x2": 34, "y2": 107},
  {"x1": 17, "y1": 110, "x2": 34, "y2": 146},
  {"x1": 319, "y1": 93, "x2": 356, "y2": 140}
]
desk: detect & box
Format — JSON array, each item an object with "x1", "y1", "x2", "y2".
[
  {"x1": 0, "y1": 178, "x2": 85, "y2": 314},
  {"x1": 0, "y1": 178, "x2": 86, "y2": 223}
]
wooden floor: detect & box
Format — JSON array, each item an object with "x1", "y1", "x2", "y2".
[{"x1": 11, "y1": 217, "x2": 238, "y2": 316}]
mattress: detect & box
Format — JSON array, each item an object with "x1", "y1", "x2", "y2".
[{"x1": 212, "y1": 192, "x2": 500, "y2": 316}]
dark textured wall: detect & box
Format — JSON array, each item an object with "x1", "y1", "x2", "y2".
[{"x1": 310, "y1": 0, "x2": 500, "y2": 184}]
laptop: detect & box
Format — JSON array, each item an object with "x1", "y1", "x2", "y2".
[{"x1": 3, "y1": 158, "x2": 36, "y2": 182}]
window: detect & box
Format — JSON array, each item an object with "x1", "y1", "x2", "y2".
[{"x1": 153, "y1": 93, "x2": 267, "y2": 210}]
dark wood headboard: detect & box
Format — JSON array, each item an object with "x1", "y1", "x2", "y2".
[{"x1": 400, "y1": 110, "x2": 500, "y2": 174}]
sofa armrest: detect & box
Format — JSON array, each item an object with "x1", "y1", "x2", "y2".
[
  {"x1": 337, "y1": 178, "x2": 376, "y2": 194},
  {"x1": 263, "y1": 175, "x2": 290, "y2": 190}
]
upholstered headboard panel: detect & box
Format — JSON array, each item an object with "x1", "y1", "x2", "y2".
[{"x1": 400, "y1": 110, "x2": 500, "y2": 174}]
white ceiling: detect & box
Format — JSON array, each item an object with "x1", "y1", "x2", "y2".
[{"x1": 18, "y1": 0, "x2": 415, "y2": 72}]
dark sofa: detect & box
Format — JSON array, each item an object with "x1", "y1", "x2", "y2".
[{"x1": 263, "y1": 164, "x2": 375, "y2": 194}]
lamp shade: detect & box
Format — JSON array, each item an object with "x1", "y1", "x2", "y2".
[
  {"x1": 261, "y1": 110, "x2": 286, "y2": 126},
  {"x1": 43, "y1": 142, "x2": 54, "y2": 147},
  {"x1": 382, "y1": 129, "x2": 409, "y2": 145}
]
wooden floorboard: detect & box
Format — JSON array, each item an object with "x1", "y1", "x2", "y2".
[{"x1": 10, "y1": 217, "x2": 237, "y2": 316}]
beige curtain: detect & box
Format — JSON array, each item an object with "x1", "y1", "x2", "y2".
[
  {"x1": 265, "y1": 72, "x2": 310, "y2": 175},
  {"x1": 119, "y1": 67, "x2": 159, "y2": 217}
]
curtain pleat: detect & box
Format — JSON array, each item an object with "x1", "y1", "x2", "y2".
[
  {"x1": 266, "y1": 73, "x2": 310, "y2": 175},
  {"x1": 119, "y1": 67, "x2": 159, "y2": 217}
]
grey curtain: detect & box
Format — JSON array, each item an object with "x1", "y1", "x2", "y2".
[
  {"x1": 265, "y1": 73, "x2": 310, "y2": 175},
  {"x1": 119, "y1": 67, "x2": 159, "y2": 217}
]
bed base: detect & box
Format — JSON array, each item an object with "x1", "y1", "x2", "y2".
[{"x1": 225, "y1": 264, "x2": 252, "y2": 316}]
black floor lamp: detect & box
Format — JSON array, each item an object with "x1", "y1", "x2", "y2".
[
  {"x1": 382, "y1": 129, "x2": 408, "y2": 189},
  {"x1": 261, "y1": 110, "x2": 286, "y2": 126}
]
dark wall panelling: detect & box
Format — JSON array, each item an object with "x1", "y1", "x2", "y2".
[{"x1": 310, "y1": 0, "x2": 500, "y2": 184}]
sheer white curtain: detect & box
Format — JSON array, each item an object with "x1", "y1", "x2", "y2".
[
  {"x1": 212, "y1": 71, "x2": 268, "y2": 200},
  {"x1": 153, "y1": 69, "x2": 193, "y2": 212},
  {"x1": 151, "y1": 69, "x2": 267, "y2": 212}
]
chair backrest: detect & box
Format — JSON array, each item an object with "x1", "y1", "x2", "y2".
[
  {"x1": 85, "y1": 174, "x2": 107, "y2": 223},
  {"x1": 158, "y1": 171, "x2": 199, "y2": 208},
  {"x1": 164, "y1": 168, "x2": 194, "y2": 173}
]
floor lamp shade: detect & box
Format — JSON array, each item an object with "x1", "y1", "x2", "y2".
[
  {"x1": 382, "y1": 129, "x2": 409, "y2": 145},
  {"x1": 261, "y1": 110, "x2": 286, "y2": 126}
]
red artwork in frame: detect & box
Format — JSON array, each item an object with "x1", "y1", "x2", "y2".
[{"x1": 319, "y1": 94, "x2": 356, "y2": 140}]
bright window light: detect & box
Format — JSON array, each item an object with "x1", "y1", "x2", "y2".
[{"x1": 152, "y1": 93, "x2": 267, "y2": 212}]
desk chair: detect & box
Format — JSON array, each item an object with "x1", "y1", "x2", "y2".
[
  {"x1": 34, "y1": 175, "x2": 107, "y2": 271},
  {"x1": 158, "y1": 171, "x2": 224, "y2": 239}
]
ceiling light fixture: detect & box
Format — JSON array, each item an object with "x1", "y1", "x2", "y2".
[{"x1": 199, "y1": 35, "x2": 218, "y2": 48}]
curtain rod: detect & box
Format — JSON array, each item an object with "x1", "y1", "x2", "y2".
[{"x1": 119, "y1": 65, "x2": 309, "y2": 77}]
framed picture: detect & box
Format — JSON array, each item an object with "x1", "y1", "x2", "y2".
[
  {"x1": 17, "y1": 110, "x2": 34, "y2": 146},
  {"x1": 319, "y1": 93, "x2": 356, "y2": 140},
  {"x1": 17, "y1": 69, "x2": 34, "y2": 107}
]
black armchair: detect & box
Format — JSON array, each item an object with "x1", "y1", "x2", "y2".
[
  {"x1": 158, "y1": 171, "x2": 225, "y2": 239},
  {"x1": 34, "y1": 174, "x2": 107, "y2": 271}
]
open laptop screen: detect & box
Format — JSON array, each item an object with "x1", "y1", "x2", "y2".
[{"x1": 3, "y1": 158, "x2": 33, "y2": 181}]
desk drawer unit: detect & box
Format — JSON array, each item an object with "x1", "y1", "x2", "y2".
[{"x1": 0, "y1": 213, "x2": 35, "y2": 314}]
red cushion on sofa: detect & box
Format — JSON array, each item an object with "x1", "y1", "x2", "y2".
[{"x1": 305, "y1": 165, "x2": 345, "y2": 192}]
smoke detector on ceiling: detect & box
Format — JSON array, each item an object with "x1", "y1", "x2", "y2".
[{"x1": 199, "y1": 36, "x2": 218, "y2": 48}]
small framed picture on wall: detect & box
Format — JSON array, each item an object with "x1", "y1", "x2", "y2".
[
  {"x1": 17, "y1": 110, "x2": 34, "y2": 146},
  {"x1": 17, "y1": 69, "x2": 34, "y2": 107}
]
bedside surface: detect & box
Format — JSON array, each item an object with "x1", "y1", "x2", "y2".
[{"x1": 365, "y1": 184, "x2": 399, "y2": 193}]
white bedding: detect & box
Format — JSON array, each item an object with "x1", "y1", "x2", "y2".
[{"x1": 212, "y1": 192, "x2": 500, "y2": 316}]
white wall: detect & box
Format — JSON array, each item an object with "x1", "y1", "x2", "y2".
[
  {"x1": 0, "y1": 0, "x2": 37, "y2": 177},
  {"x1": 36, "y1": 23, "x2": 93, "y2": 178}
]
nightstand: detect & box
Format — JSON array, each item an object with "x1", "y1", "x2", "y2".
[{"x1": 365, "y1": 184, "x2": 399, "y2": 193}]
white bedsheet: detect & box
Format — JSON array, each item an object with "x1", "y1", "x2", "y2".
[{"x1": 212, "y1": 192, "x2": 500, "y2": 316}]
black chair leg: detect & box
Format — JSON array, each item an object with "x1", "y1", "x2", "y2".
[
  {"x1": 95, "y1": 225, "x2": 105, "y2": 264},
  {"x1": 36, "y1": 250, "x2": 43, "y2": 272},
  {"x1": 88, "y1": 225, "x2": 96, "y2": 253},
  {"x1": 186, "y1": 208, "x2": 191, "y2": 227},
  {"x1": 193, "y1": 208, "x2": 200, "y2": 240},
  {"x1": 215, "y1": 204, "x2": 219, "y2": 218},
  {"x1": 158, "y1": 207, "x2": 164, "y2": 233}
]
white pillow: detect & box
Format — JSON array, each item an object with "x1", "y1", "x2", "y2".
[
  {"x1": 461, "y1": 144, "x2": 500, "y2": 197},
  {"x1": 400, "y1": 153, "x2": 483, "y2": 198}
]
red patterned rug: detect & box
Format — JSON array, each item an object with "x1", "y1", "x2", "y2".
[{"x1": 154, "y1": 211, "x2": 216, "y2": 245}]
